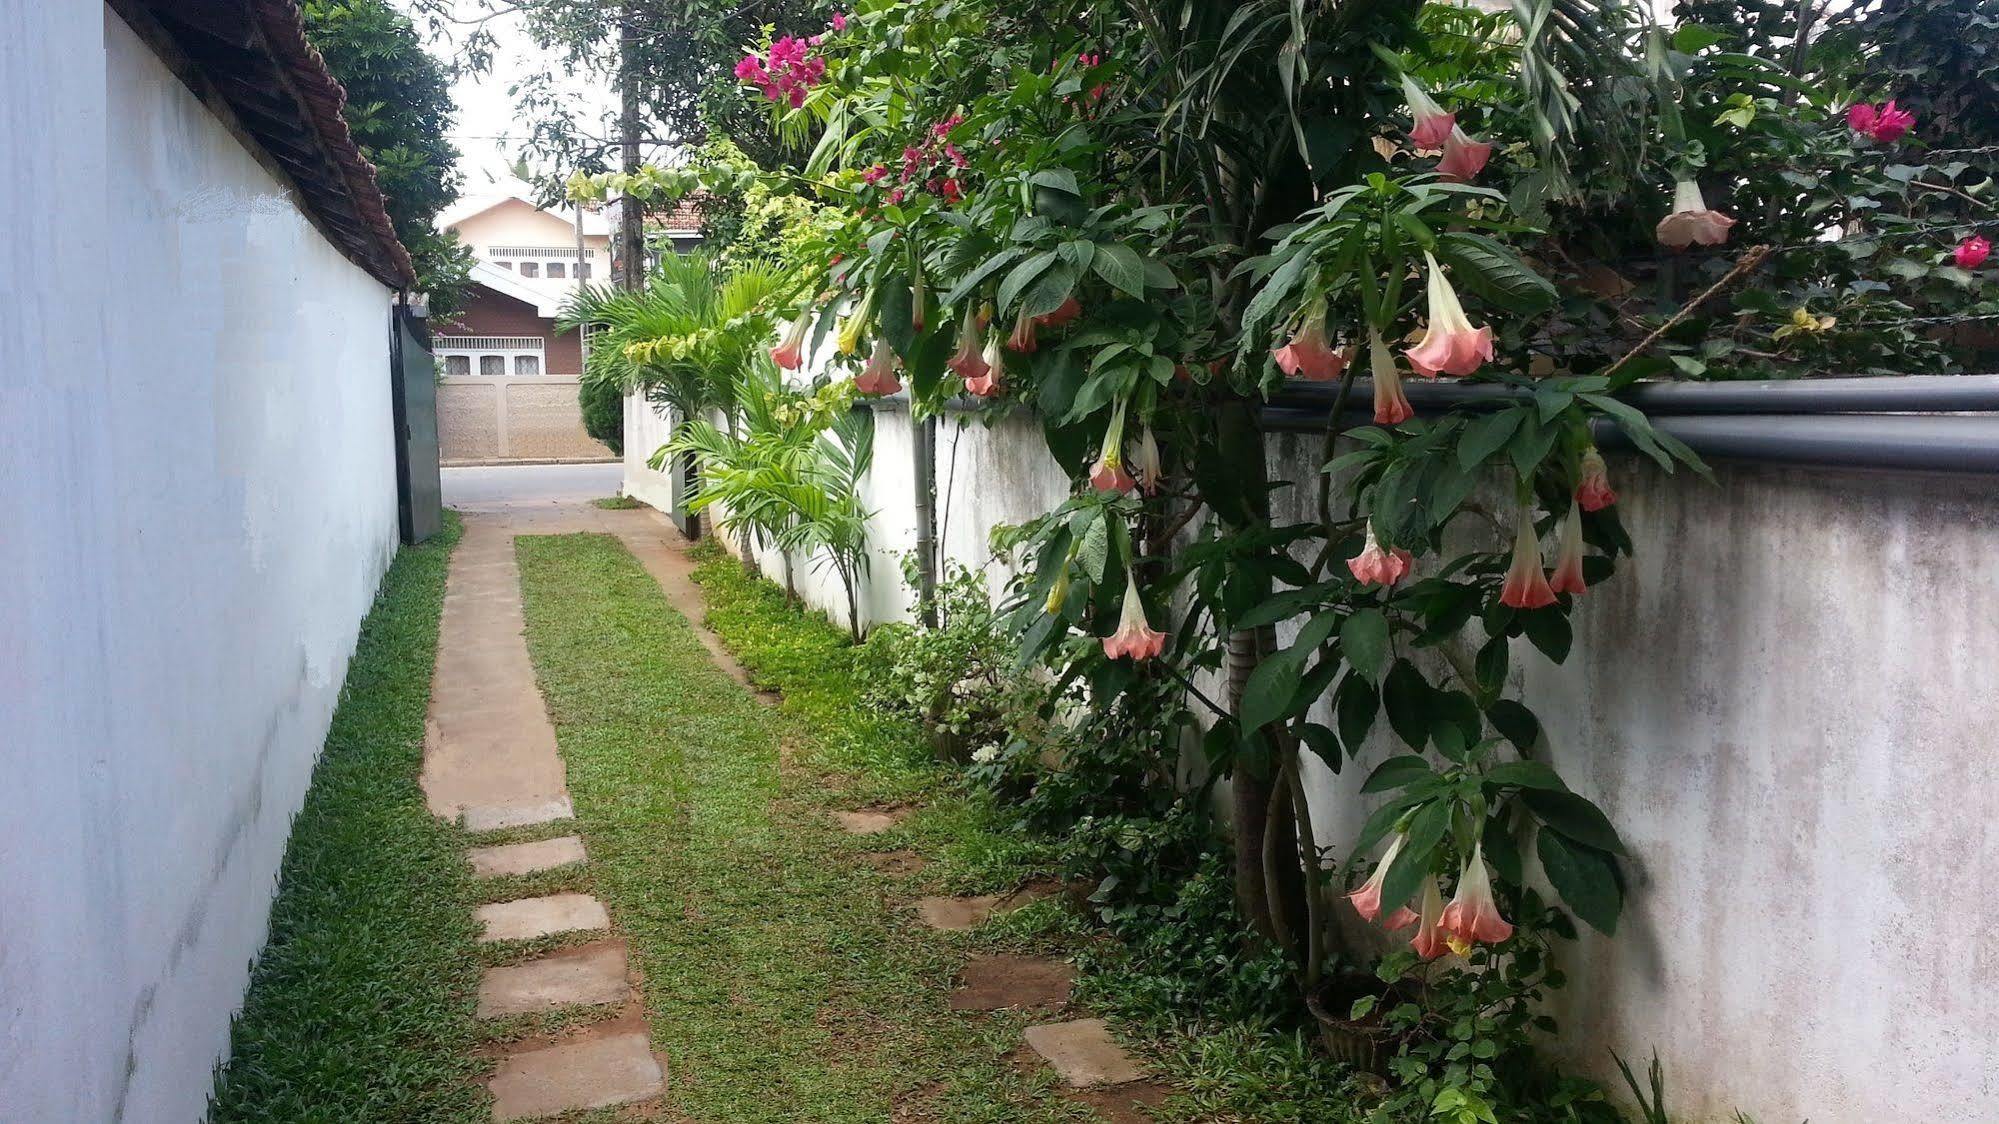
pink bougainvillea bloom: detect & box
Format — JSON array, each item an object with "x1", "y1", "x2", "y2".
[
  {"x1": 1130, "y1": 425, "x2": 1164, "y2": 496},
  {"x1": 1367, "y1": 328, "x2": 1412, "y2": 425},
  {"x1": 1955, "y1": 235, "x2": 1991, "y2": 269},
  {"x1": 1409, "y1": 877, "x2": 1450, "y2": 960},
  {"x1": 770, "y1": 311, "x2": 811, "y2": 370},
  {"x1": 966, "y1": 336, "x2": 1006, "y2": 397},
  {"x1": 1102, "y1": 570, "x2": 1167, "y2": 661},
  {"x1": 1345, "y1": 834, "x2": 1406, "y2": 923},
  {"x1": 1655, "y1": 179, "x2": 1737, "y2": 249},
  {"x1": 854, "y1": 339, "x2": 903, "y2": 396},
  {"x1": 1576, "y1": 447, "x2": 1616, "y2": 511},
  {"x1": 1272, "y1": 297, "x2": 1346, "y2": 381},
  {"x1": 1548, "y1": 502, "x2": 1587, "y2": 596},
  {"x1": 1437, "y1": 127, "x2": 1492, "y2": 182},
  {"x1": 734, "y1": 54, "x2": 768, "y2": 84},
  {"x1": 1347, "y1": 521, "x2": 1413, "y2": 588},
  {"x1": 830, "y1": 10, "x2": 847, "y2": 30},
  {"x1": 1006, "y1": 305, "x2": 1039, "y2": 353},
  {"x1": 1439, "y1": 844, "x2": 1515, "y2": 952},
  {"x1": 1033, "y1": 296, "x2": 1083, "y2": 329},
  {"x1": 1405, "y1": 253, "x2": 1495, "y2": 378},
  {"x1": 1400, "y1": 74, "x2": 1455, "y2": 150},
  {"x1": 861, "y1": 164, "x2": 888, "y2": 185},
  {"x1": 1850, "y1": 100, "x2": 1915, "y2": 143},
  {"x1": 1499, "y1": 506, "x2": 1558, "y2": 610},
  {"x1": 946, "y1": 305, "x2": 990, "y2": 384}
]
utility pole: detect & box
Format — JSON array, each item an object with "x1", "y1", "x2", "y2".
[{"x1": 617, "y1": 2, "x2": 643, "y2": 292}]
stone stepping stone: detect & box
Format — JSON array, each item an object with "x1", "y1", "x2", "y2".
[
  {"x1": 487, "y1": 1029, "x2": 662, "y2": 1121},
  {"x1": 950, "y1": 954, "x2": 1075, "y2": 1011},
  {"x1": 469, "y1": 835, "x2": 587, "y2": 879},
  {"x1": 478, "y1": 943, "x2": 630, "y2": 1017},
  {"x1": 477, "y1": 893, "x2": 609, "y2": 943},
  {"x1": 835, "y1": 808, "x2": 906, "y2": 834},
  {"x1": 1023, "y1": 1018, "x2": 1145, "y2": 1088},
  {"x1": 462, "y1": 796, "x2": 575, "y2": 833},
  {"x1": 859, "y1": 849, "x2": 928, "y2": 875},
  {"x1": 913, "y1": 895, "x2": 999, "y2": 931}
]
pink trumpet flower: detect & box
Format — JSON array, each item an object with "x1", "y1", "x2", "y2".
[
  {"x1": 1499, "y1": 506, "x2": 1557, "y2": 610},
  {"x1": 1576, "y1": 447, "x2": 1617, "y2": 511},
  {"x1": 1400, "y1": 74, "x2": 1455, "y2": 150},
  {"x1": 1437, "y1": 127, "x2": 1492, "y2": 182},
  {"x1": 947, "y1": 305, "x2": 991, "y2": 386},
  {"x1": 1130, "y1": 425, "x2": 1164, "y2": 496},
  {"x1": 1090, "y1": 404, "x2": 1135, "y2": 493},
  {"x1": 1956, "y1": 236, "x2": 1991, "y2": 269},
  {"x1": 1405, "y1": 253, "x2": 1494, "y2": 378},
  {"x1": 1346, "y1": 833, "x2": 1407, "y2": 923},
  {"x1": 1655, "y1": 179, "x2": 1737, "y2": 249},
  {"x1": 1409, "y1": 877, "x2": 1450, "y2": 960},
  {"x1": 1439, "y1": 843, "x2": 1515, "y2": 951},
  {"x1": 1368, "y1": 328, "x2": 1412, "y2": 425},
  {"x1": 854, "y1": 339, "x2": 903, "y2": 396},
  {"x1": 1347, "y1": 521, "x2": 1413, "y2": 588},
  {"x1": 1272, "y1": 297, "x2": 1347, "y2": 381},
  {"x1": 1548, "y1": 502, "x2": 1587, "y2": 596},
  {"x1": 1034, "y1": 296, "x2": 1083, "y2": 329},
  {"x1": 967, "y1": 334, "x2": 1006, "y2": 397},
  {"x1": 1102, "y1": 569, "x2": 1167, "y2": 661},
  {"x1": 770, "y1": 311, "x2": 812, "y2": 370},
  {"x1": 1007, "y1": 304, "x2": 1039, "y2": 353}
]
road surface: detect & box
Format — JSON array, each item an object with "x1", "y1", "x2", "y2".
[{"x1": 442, "y1": 462, "x2": 624, "y2": 512}]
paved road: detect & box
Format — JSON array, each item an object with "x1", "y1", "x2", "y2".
[{"x1": 442, "y1": 462, "x2": 624, "y2": 511}]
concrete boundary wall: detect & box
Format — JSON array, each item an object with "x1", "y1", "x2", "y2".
[
  {"x1": 622, "y1": 376, "x2": 1999, "y2": 1121},
  {"x1": 0, "y1": 10, "x2": 402, "y2": 1121}
]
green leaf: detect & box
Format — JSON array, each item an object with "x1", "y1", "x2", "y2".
[
  {"x1": 1092, "y1": 242, "x2": 1146, "y2": 298},
  {"x1": 1361, "y1": 754, "x2": 1435, "y2": 793},
  {"x1": 942, "y1": 247, "x2": 1024, "y2": 307},
  {"x1": 1381, "y1": 659, "x2": 1433, "y2": 750},
  {"x1": 1028, "y1": 168, "x2": 1081, "y2": 195},
  {"x1": 1524, "y1": 789, "x2": 1626, "y2": 854},
  {"x1": 1335, "y1": 673, "x2": 1378, "y2": 751},
  {"x1": 1457, "y1": 409, "x2": 1523, "y2": 471},
  {"x1": 1239, "y1": 612, "x2": 1340, "y2": 731},
  {"x1": 997, "y1": 250, "x2": 1058, "y2": 314},
  {"x1": 1482, "y1": 818, "x2": 1523, "y2": 886},
  {"x1": 1022, "y1": 264, "x2": 1080, "y2": 318},
  {"x1": 1076, "y1": 516, "x2": 1109, "y2": 584},
  {"x1": 1537, "y1": 829, "x2": 1622, "y2": 934},
  {"x1": 1519, "y1": 608, "x2": 1572, "y2": 662},
  {"x1": 1378, "y1": 798, "x2": 1449, "y2": 916},
  {"x1": 1483, "y1": 760, "x2": 1568, "y2": 792},
  {"x1": 1435, "y1": 232, "x2": 1556, "y2": 315},
  {"x1": 1486, "y1": 699, "x2": 1540, "y2": 751},
  {"x1": 1298, "y1": 722, "x2": 1343, "y2": 769},
  {"x1": 1341, "y1": 609, "x2": 1390, "y2": 680}
]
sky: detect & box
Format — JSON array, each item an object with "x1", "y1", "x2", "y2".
[{"x1": 397, "y1": 1, "x2": 621, "y2": 191}]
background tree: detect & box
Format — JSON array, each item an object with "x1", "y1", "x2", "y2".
[{"x1": 302, "y1": 0, "x2": 473, "y2": 315}]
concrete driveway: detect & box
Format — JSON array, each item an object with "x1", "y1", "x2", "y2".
[{"x1": 443, "y1": 462, "x2": 624, "y2": 512}]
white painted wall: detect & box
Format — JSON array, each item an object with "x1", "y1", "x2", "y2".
[
  {"x1": 627, "y1": 350, "x2": 1999, "y2": 1119},
  {"x1": 0, "y1": 10, "x2": 401, "y2": 1123}
]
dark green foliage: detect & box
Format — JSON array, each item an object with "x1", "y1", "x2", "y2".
[
  {"x1": 302, "y1": 0, "x2": 472, "y2": 314},
  {"x1": 210, "y1": 516, "x2": 484, "y2": 1123},
  {"x1": 578, "y1": 372, "x2": 624, "y2": 455}
]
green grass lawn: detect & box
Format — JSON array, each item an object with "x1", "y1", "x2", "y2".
[
  {"x1": 210, "y1": 515, "x2": 488, "y2": 1124},
  {"x1": 515, "y1": 533, "x2": 1108, "y2": 1123}
]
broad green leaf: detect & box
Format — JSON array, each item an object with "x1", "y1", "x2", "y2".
[
  {"x1": 1537, "y1": 829, "x2": 1622, "y2": 934},
  {"x1": 1342, "y1": 609, "x2": 1390, "y2": 679},
  {"x1": 997, "y1": 250, "x2": 1058, "y2": 314},
  {"x1": 1239, "y1": 612, "x2": 1340, "y2": 731},
  {"x1": 1483, "y1": 760, "x2": 1569, "y2": 791},
  {"x1": 1361, "y1": 754, "x2": 1435, "y2": 793},
  {"x1": 1524, "y1": 789, "x2": 1626, "y2": 854},
  {"x1": 1378, "y1": 798, "x2": 1450, "y2": 916},
  {"x1": 1092, "y1": 242, "x2": 1146, "y2": 298},
  {"x1": 1381, "y1": 659, "x2": 1433, "y2": 749}
]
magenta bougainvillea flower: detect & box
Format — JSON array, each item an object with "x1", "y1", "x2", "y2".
[
  {"x1": 1955, "y1": 235, "x2": 1992, "y2": 269},
  {"x1": 1102, "y1": 570, "x2": 1167, "y2": 661},
  {"x1": 1549, "y1": 502, "x2": 1587, "y2": 596},
  {"x1": 1576, "y1": 447, "x2": 1617, "y2": 511},
  {"x1": 946, "y1": 305, "x2": 990, "y2": 385},
  {"x1": 854, "y1": 339, "x2": 903, "y2": 396},
  {"x1": 829, "y1": 10, "x2": 847, "y2": 30},
  {"x1": 1409, "y1": 877, "x2": 1450, "y2": 960},
  {"x1": 769, "y1": 311, "x2": 812, "y2": 370},
  {"x1": 1848, "y1": 100, "x2": 1916, "y2": 143},
  {"x1": 1272, "y1": 297, "x2": 1347, "y2": 381},
  {"x1": 1437, "y1": 127, "x2": 1492, "y2": 182},
  {"x1": 1400, "y1": 74, "x2": 1455, "y2": 150},
  {"x1": 1439, "y1": 844, "x2": 1515, "y2": 952},
  {"x1": 1006, "y1": 305, "x2": 1038, "y2": 353},
  {"x1": 1655, "y1": 180, "x2": 1737, "y2": 249},
  {"x1": 1406, "y1": 254, "x2": 1494, "y2": 378},
  {"x1": 1367, "y1": 328, "x2": 1411, "y2": 425},
  {"x1": 737, "y1": 37, "x2": 825, "y2": 108},
  {"x1": 1130, "y1": 425, "x2": 1164, "y2": 496},
  {"x1": 1347, "y1": 521, "x2": 1413, "y2": 588},
  {"x1": 1499, "y1": 506, "x2": 1557, "y2": 610},
  {"x1": 1346, "y1": 834, "x2": 1407, "y2": 922}
]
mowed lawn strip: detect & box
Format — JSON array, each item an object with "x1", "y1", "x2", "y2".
[
  {"x1": 211, "y1": 516, "x2": 488, "y2": 1124},
  {"x1": 514, "y1": 533, "x2": 1088, "y2": 1123}
]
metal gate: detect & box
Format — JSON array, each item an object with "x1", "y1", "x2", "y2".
[{"x1": 391, "y1": 303, "x2": 444, "y2": 543}]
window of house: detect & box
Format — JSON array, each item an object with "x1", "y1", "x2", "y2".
[
  {"x1": 479, "y1": 355, "x2": 506, "y2": 376},
  {"x1": 514, "y1": 354, "x2": 542, "y2": 376},
  {"x1": 578, "y1": 262, "x2": 592, "y2": 279},
  {"x1": 519, "y1": 261, "x2": 540, "y2": 278},
  {"x1": 444, "y1": 354, "x2": 470, "y2": 377},
  {"x1": 546, "y1": 261, "x2": 566, "y2": 279}
]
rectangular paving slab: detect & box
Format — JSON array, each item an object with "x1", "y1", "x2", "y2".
[
  {"x1": 461, "y1": 797, "x2": 575, "y2": 833},
  {"x1": 468, "y1": 835, "x2": 588, "y2": 879},
  {"x1": 477, "y1": 893, "x2": 609, "y2": 943},
  {"x1": 478, "y1": 943, "x2": 630, "y2": 1017},
  {"x1": 1023, "y1": 1018, "x2": 1145, "y2": 1087},
  {"x1": 950, "y1": 954, "x2": 1075, "y2": 1011},
  {"x1": 488, "y1": 1030, "x2": 663, "y2": 1121}
]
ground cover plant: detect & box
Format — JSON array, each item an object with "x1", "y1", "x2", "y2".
[{"x1": 209, "y1": 517, "x2": 486, "y2": 1123}]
